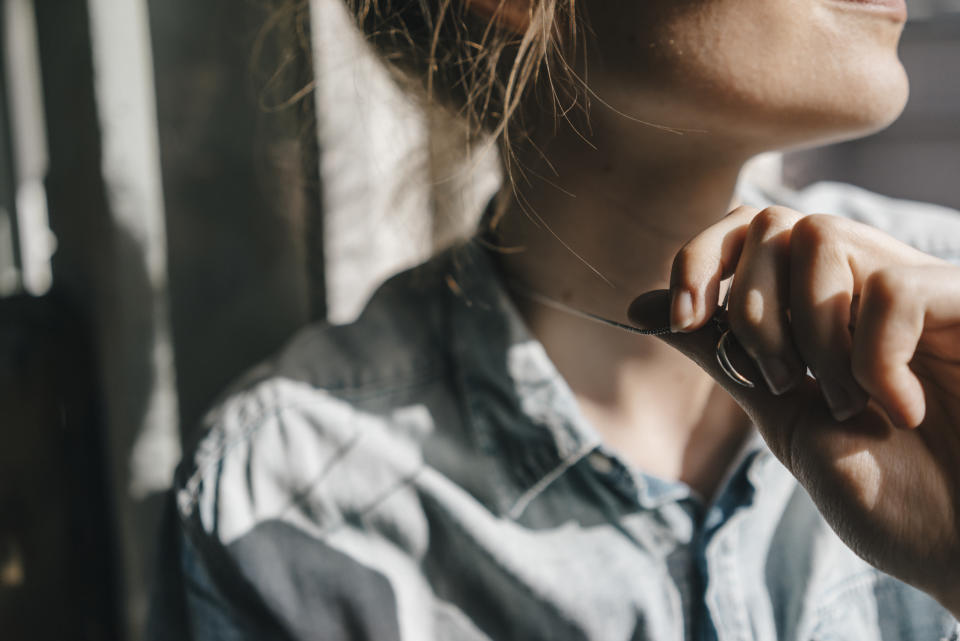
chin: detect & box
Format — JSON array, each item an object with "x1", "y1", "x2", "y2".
[
  {"x1": 857, "y1": 70, "x2": 910, "y2": 132},
  {"x1": 740, "y1": 54, "x2": 909, "y2": 151},
  {"x1": 761, "y1": 59, "x2": 911, "y2": 153}
]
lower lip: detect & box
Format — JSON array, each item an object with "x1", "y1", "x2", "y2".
[{"x1": 830, "y1": 0, "x2": 907, "y2": 21}]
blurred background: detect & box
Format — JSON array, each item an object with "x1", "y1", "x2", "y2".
[{"x1": 1, "y1": 0, "x2": 959, "y2": 639}]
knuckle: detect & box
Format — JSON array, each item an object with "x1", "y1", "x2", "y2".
[
  {"x1": 790, "y1": 213, "x2": 840, "y2": 253},
  {"x1": 862, "y1": 268, "x2": 905, "y2": 311},
  {"x1": 749, "y1": 206, "x2": 802, "y2": 239},
  {"x1": 725, "y1": 204, "x2": 760, "y2": 220}
]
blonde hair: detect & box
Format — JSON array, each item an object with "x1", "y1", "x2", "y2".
[
  {"x1": 343, "y1": 0, "x2": 586, "y2": 181},
  {"x1": 255, "y1": 0, "x2": 588, "y2": 244}
]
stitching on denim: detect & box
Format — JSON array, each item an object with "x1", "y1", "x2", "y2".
[
  {"x1": 332, "y1": 369, "x2": 444, "y2": 401},
  {"x1": 275, "y1": 427, "x2": 364, "y2": 525},
  {"x1": 179, "y1": 370, "x2": 446, "y2": 516},
  {"x1": 180, "y1": 403, "x2": 334, "y2": 514},
  {"x1": 506, "y1": 441, "x2": 598, "y2": 520},
  {"x1": 310, "y1": 463, "x2": 427, "y2": 540}
]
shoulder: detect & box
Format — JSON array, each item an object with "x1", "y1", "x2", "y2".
[
  {"x1": 175, "y1": 249, "x2": 462, "y2": 547},
  {"x1": 234, "y1": 252, "x2": 454, "y2": 396},
  {"x1": 739, "y1": 178, "x2": 960, "y2": 263}
]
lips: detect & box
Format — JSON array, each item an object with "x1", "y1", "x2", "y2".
[{"x1": 832, "y1": 0, "x2": 908, "y2": 22}]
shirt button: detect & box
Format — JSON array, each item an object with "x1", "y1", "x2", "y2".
[{"x1": 587, "y1": 451, "x2": 614, "y2": 475}]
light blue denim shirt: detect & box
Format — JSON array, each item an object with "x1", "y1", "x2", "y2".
[{"x1": 166, "y1": 182, "x2": 960, "y2": 641}]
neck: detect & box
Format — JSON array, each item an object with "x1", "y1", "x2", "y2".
[{"x1": 494, "y1": 123, "x2": 755, "y2": 498}]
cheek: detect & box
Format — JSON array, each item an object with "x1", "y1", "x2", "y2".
[{"x1": 588, "y1": 1, "x2": 908, "y2": 147}]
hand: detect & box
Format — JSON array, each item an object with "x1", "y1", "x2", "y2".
[{"x1": 627, "y1": 206, "x2": 960, "y2": 618}]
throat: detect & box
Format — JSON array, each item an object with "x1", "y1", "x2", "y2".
[
  {"x1": 573, "y1": 364, "x2": 754, "y2": 502},
  {"x1": 516, "y1": 294, "x2": 756, "y2": 501}
]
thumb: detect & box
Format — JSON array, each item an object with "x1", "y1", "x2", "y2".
[{"x1": 626, "y1": 289, "x2": 820, "y2": 466}]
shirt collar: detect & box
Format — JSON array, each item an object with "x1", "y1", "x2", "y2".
[
  {"x1": 442, "y1": 238, "x2": 780, "y2": 513},
  {"x1": 445, "y1": 239, "x2": 602, "y2": 464}
]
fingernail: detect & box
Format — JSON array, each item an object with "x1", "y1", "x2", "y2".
[
  {"x1": 759, "y1": 357, "x2": 794, "y2": 395},
  {"x1": 823, "y1": 385, "x2": 850, "y2": 420},
  {"x1": 671, "y1": 289, "x2": 695, "y2": 332},
  {"x1": 823, "y1": 383, "x2": 868, "y2": 421},
  {"x1": 627, "y1": 290, "x2": 672, "y2": 331}
]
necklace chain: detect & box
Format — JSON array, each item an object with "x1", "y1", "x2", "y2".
[{"x1": 505, "y1": 280, "x2": 674, "y2": 337}]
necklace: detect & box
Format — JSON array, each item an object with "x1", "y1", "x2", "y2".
[
  {"x1": 505, "y1": 280, "x2": 674, "y2": 337},
  {"x1": 508, "y1": 279, "x2": 756, "y2": 388}
]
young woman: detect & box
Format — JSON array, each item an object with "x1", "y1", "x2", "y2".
[{"x1": 160, "y1": 0, "x2": 960, "y2": 639}]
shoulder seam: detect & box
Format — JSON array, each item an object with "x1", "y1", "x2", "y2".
[
  {"x1": 178, "y1": 402, "x2": 337, "y2": 517},
  {"x1": 177, "y1": 367, "x2": 450, "y2": 519}
]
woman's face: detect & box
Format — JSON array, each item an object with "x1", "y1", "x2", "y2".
[{"x1": 584, "y1": 0, "x2": 909, "y2": 150}]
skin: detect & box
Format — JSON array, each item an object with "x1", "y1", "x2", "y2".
[{"x1": 468, "y1": 0, "x2": 960, "y2": 618}]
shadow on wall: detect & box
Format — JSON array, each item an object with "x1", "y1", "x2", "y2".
[
  {"x1": 147, "y1": 0, "x2": 317, "y2": 440},
  {"x1": 30, "y1": 1, "x2": 178, "y2": 637}
]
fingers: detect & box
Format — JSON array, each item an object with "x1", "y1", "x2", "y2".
[
  {"x1": 669, "y1": 205, "x2": 758, "y2": 332},
  {"x1": 789, "y1": 215, "x2": 870, "y2": 421},
  {"x1": 672, "y1": 205, "x2": 808, "y2": 394},
  {"x1": 726, "y1": 207, "x2": 806, "y2": 395},
  {"x1": 630, "y1": 290, "x2": 784, "y2": 410},
  {"x1": 851, "y1": 265, "x2": 960, "y2": 428},
  {"x1": 665, "y1": 204, "x2": 956, "y2": 427},
  {"x1": 627, "y1": 289, "x2": 817, "y2": 467}
]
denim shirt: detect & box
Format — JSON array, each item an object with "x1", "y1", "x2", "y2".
[{"x1": 167, "y1": 182, "x2": 960, "y2": 641}]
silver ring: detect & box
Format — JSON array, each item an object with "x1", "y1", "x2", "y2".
[{"x1": 716, "y1": 328, "x2": 756, "y2": 388}]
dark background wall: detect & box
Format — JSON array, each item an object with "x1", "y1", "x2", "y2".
[{"x1": 148, "y1": 0, "x2": 323, "y2": 441}]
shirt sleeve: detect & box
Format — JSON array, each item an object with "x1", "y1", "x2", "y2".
[
  {"x1": 737, "y1": 177, "x2": 960, "y2": 265},
  {"x1": 178, "y1": 521, "x2": 294, "y2": 641},
  {"x1": 175, "y1": 509, "x2": 407, "y2": 641}
]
